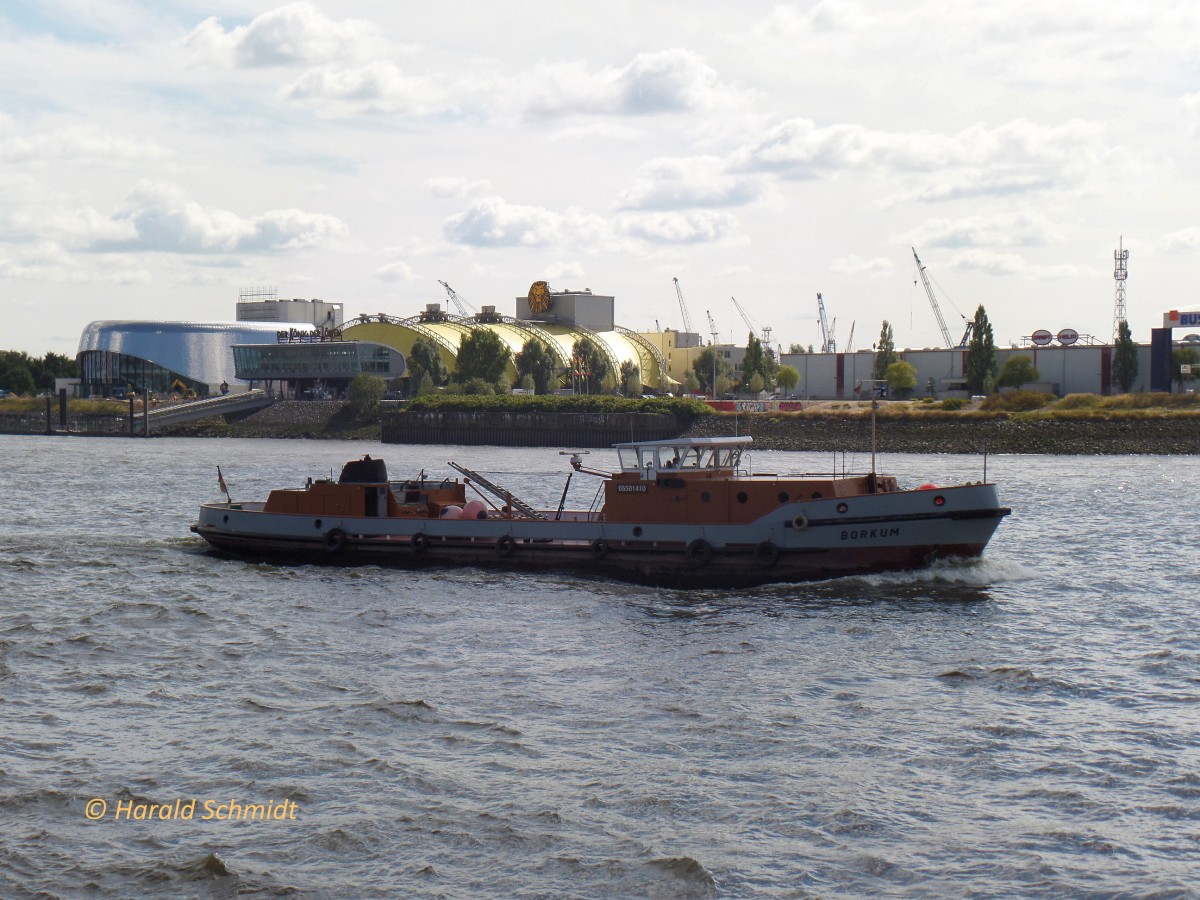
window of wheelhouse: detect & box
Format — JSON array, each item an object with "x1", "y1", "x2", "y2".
[{"x1": 618, "y1": 447, "x2": 642, "y2": 471}]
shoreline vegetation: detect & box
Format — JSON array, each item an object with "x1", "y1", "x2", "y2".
[{"x1": 81, "y1": 391, "x2": 1200, "y2": 455}]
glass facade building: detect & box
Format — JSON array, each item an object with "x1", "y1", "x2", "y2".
[{"x1": 77, "y1": 321, "x2": 285, "y2": 398}]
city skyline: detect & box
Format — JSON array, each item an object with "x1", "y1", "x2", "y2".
[{"x1": 3, "y1": 0, "x2": 1199, "y2": 356}]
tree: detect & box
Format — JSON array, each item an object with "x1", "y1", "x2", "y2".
[
  {"x1": 966, "y1": 305, "x2": 997, "y2": 394},
  {"x1": 619, "y1": 360, "x2": 641, "y2": 396},
  {"x1": 776, "y1": 364, "x2": 800, "y2": 397},
  {"x1": 454, "y1": 330, "x2": 511, "y2": 385},
  {"x1": 872, "y1": 320, "x2": 898, "y2": 382},
  {"x1": 692, "y1": 347, "x2": 732, "y2": 394},
  {"x1": 997, "y1": 355, "x2": 1039, "y2": 390},
  {"x1": 514, "y1": 339, "x2": 558, "y2": 394},
  {"x1": 2, "y1": 364, "x2": 35, "y2": 396},
  {"x1": 682, "y1": 370, "x2": 701, "y2": 395},
  {"x1": 885, "y1": 360, "x2": 917, "y2": 399},
  {"x1": 570, "y1": 338, "x2": 610, "y2": 394},
  {"x1": 740, "y1": 332, "x2": 776, "y2": 391},
  {"x1": 1112, "y1": 320, "x2": 1138, "y2": 393},
  {"x1": 347, "y1": 372, "x2": 385, "y2": 420},
  {"x1": 406, "y1": 338, "x2": 447, "y2": 393},
  {"x1": 787, "y1": 342, "x2": 807, "y2": 354}
]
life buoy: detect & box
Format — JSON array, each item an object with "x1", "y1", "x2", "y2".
[
  {"x1": 792, "y1": 513, "x2": 809, "y2": 531},
  {"x1": 685, "y1": 538, "x2": 713, "y2": 567},
  {"x1": 496, "y1": 535, "x2": 516, "y2": 557},
  {"x1": 754, "y1": 540, "x2": 780, "y2": 568},
  {"x1": 590, "y1": 539, "x2": 610, "y2": 560},
  {"x1": 323, "y1": 528, "x2": 347, "y2": 553},
  {"x1": 410, "y1": 532, "x2": 429, "y2": 553}
]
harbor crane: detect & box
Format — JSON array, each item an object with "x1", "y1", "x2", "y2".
[
  {"x1": 845, "y1": 320, "x2": 856, "y2": 353},
  {"x1": 438, "y1": 280, "x2": 476, "y2": 316},
  {"x1": 731, "y1": 296, "x2": 773, "y2": 350},
  {"x1": 911, "y1": 248, "x2": 972, "y2": 347},
  {"x1": 673, "y1": 277, "x2": 695, "y2": 334},
  {"x1": 817, "y1": 292, "x2": 836, "y2": 353}
]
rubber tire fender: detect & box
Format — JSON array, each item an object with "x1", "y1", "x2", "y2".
[
  {"x1": 754, "y1": 540, "x2": 780, "y2": 568},
  {"x1": 792, "y1": 513, "x2": 809, "y2": 531},
  {"x1": 685, "y1": 538, "x2": 713, "y2": 567},
  {"x1": 496, "y1": 535, "x2": 516, "y2": 558},
  {"x1": 590, "y1": 539, "x2": 610, "y2": 560},
  {"x1": 323, "y1": 528, "x2": 347, "y2": 554},
  {"x1": 411, "y1": 532, "x2": 429, "y2": 553}
]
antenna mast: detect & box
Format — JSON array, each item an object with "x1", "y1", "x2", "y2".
[{"x1": 1113, "y1": 237, "x2": 1129, "y2": 341}]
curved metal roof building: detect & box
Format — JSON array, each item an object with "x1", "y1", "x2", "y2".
[
  {"x1": 77, "y1": 320, "x2": 286, "y2": 396},
  {"x1": 341, "y1": 289, "x2": 676, "y2": 392}
]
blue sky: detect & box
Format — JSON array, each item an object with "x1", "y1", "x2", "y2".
[{"x1": 2, "y1": 0, "x2": 1199, "y2": 356}]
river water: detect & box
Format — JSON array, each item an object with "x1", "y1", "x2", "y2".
[{"x1": 1, "y1": 435, "x2": 1197, "y2": 898}]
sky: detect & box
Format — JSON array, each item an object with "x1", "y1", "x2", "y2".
[{"x1": 2, "y1": 0, "x2": 1199, "y2": 358}]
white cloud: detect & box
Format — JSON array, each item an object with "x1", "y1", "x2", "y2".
[
  {"x1": 0, "y1": 125, "x2": 168, "y2": 167},
  {"x1": 616, "y1": 156, "x2": 766, "y2": 210},
  {"x1": 90, "y1": 182, "x2": 348, "y2": 254},
  {"x1": 909, "y1": 214, "x2": 1059, "y2": 249},
  {"x1": 374, "y1": 259, "x2": 417, "y2": 282},
  {"x1": 728, "y1": 117, "x2": 1107, "y2": 204},
  {"x1": 618, "y1": 210, "x2": 739, "y2": 244},
  {"x1": 427, "y1": 176, "x2": 493, "y2": 200},
  {"x1": 443, "y1": 196, "x2": 569, "y2": 248},
  {"x1": 831, "y1": 254, "x2": 893, "y2": 277},
  {"x1": 184, "y1": 2, "x2": 381, "y2": 68},
  {"x1": 1158, "y1": 227, "x2": 1200, "y2": 253},
  {"x1": 519, "y1": 49, "x2": 752, "y2": 119},
  {"x1": 279, "y1": 61, "x2": 443, "y2": 115},
  {"x1": 1181, "y1": 92, "x2": 1200, "y2": 136}
]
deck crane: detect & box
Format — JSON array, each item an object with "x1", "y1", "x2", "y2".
[
  {"x1": 438, "y1": 280, "x2": 476, "y2": 317},
  {"x1": 911, "y1": 248, "x2": 972, "y2": 347},
  {"x1": 817, "y1": 292, "x2": 836, "y2": 353},
  {"x1": 672, "y1": 277, "x2": 695, "y2": 334},
  {"x1": 731, "y1": 296, "x2": 773, "y2": 350}
]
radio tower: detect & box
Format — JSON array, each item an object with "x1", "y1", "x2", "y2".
[{"x1": 1113, "y1": 237, "x2": 1128, "y2": 342}]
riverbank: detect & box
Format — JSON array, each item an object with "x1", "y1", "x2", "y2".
[{"x1": 151, "y1": 400, "x2": 1200, "y2": 454}]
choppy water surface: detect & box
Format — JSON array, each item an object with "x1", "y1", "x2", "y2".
[{"x1": 2, "y1": 435, "x2": 1198, "y2": 898}]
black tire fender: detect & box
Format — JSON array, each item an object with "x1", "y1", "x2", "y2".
[
  {"x1": 792, "y1": 513, "x2": 809, "y2": 531},
  {"x1": 411, "y1": 532, "x2": 429, "y2": 553},
  {"x1": 496, "y1": 535, "x2": 516, "y2": 558},
  {"x1": 685, "y1": 538, "x2": 713, "y2": 567},
  {"x1": 323, "y1": 528, "x2": 347, "y2": 554},
  {"x1": 590, "y1": 539, "x2": 610, "y2": 560},
  {"x1": 754, "y1": 540, "x2": 780, "y2": 568}
]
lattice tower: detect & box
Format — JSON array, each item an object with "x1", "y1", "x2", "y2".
[{"x1": 1113, "y1": 237, "x2": 1128, "y2": 342}]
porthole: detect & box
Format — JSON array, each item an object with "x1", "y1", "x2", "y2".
[
  {"x1": 314, "y1": 519, "x2": 323, "y2": 529},
  {"x1": 222, "y1": 514, "x2": 229, "y2": 523},
  {"x1": 633, "y1": 526, "x2": 643, "y2": 537},
  {"x1": 811, "y1": 491, "x2": 822, "y2": 500},
  {"x1": 736, "y1": 491, "x2": 749, "y2": 504},
  {"x1": 701, "y1": 492, "x2": 711, "y2": 503},
  {"x1": 934, "y1": 495, "x2": 946, "y2": 507},
  {"x1": 837, "y1": 502, "x2": 848, "y2": 514},
  {"x1": 777, "y1": 492, "x2": 790, "y2": 503}
]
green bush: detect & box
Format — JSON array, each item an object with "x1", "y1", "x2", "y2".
[
  {"x1": 979, "y1": 390, "x2": 1055, "y2": 412},
  {"x1": 940, "y1": 397, "x2": 967, "y2": 411},
  {"x1": 403, "y1": 394, "x2": 713, "y2": 417},
  {"x1": 1056, "y1": 393, "x2": 1102, "y2": 410},
  {"x1": 347, "y1": 373, "x2": 385, "y2": 420}
]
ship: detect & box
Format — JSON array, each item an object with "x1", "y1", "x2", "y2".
[{"x1": 191, "y1": 436, "x2": 1010, "y2": 588}]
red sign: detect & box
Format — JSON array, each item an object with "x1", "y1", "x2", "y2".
[
  {"x1": 1057, "y1": 328, "x2": 1079, "y2": 345},
  {"x1": 1031, "y1": 329, "x2": 1053, "y2": 346}
]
